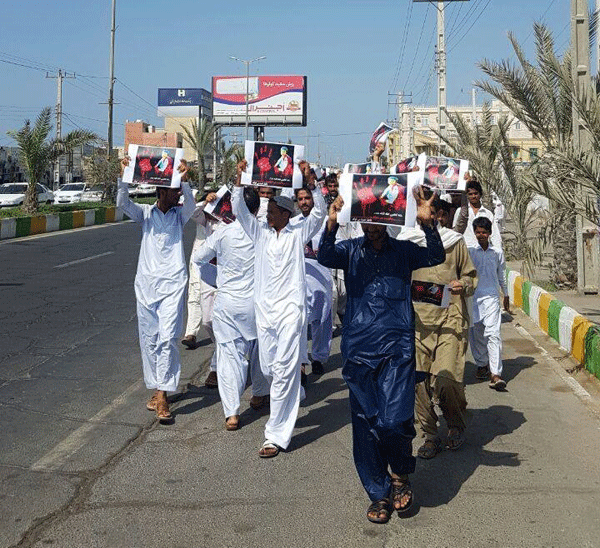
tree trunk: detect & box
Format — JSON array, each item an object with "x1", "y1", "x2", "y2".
[
  {"x1": 550, "y1": 208, "x2": 577, "y2": 289},
  {"x1": 23, "y1": 181, "x2": 38, "y2": 214}
]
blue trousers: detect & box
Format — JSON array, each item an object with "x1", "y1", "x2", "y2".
[{"x1": 344, "y1": 356, "x2": 417, "y2": 502}]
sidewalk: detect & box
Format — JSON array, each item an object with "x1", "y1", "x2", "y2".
[{"x1": 8, "y1": 318, "x2": 600, "y2": 548}]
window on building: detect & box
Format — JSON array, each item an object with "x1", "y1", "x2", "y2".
[
  {"x1": 515, "y1": 122, "x2": 521, "y2": 130},
  {"x1": 529, "y1": 147, "x2": 538, "y2": 159},
  {"x1": 512, "y1": 147, "x2": 519, "y2": 159},
  {"x1": 422, "y1": 116, "x2": 429, "y2": 127}
]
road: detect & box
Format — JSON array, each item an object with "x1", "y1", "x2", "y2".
[{"x1": 1, "y1": 221, "x2": 600, "y2": 547}]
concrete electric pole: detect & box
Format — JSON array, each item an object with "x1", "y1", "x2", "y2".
[
  {"x1": 107, "y1": 0, "x2": 116, "y2": 159},
  {"x1": 571, "y1": 0, "x2": 599, "y2": 293},
  {"x1": 46, "y1": 69, "x2": 74, "y2": 187}
]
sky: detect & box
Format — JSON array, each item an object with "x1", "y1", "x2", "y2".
[{"x1": 0, "y1": 0, "x2": 582, "y2": 165}]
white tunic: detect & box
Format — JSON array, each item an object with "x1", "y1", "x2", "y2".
[
  {"x1": 453, "y1": 204, "x2": 502, "y2": 249},
  {"x1": 232, "y1": 186, "x2": 326, "y2": 330},
  {"x1": 468, "y1": 243, "x2": 507, "y2": 323},
  {"x1": 192, "y1": 220, "x2": 257, "y2": 343},
  {"x1": 117, "y1": 179, "x2": 195, "y2": 307}
]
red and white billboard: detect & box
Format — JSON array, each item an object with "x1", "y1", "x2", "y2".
[{"x1": 212, "y1": 75, "x2": 307, "y2": 126}]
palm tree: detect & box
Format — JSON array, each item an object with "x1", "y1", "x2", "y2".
[
  {"x1": 180, "y1": 118, "x2": 215, "y2": 189},
  {"x1": 475, "y1": 24, "x2": 578, "y2": 287},
  {"x1": 215, "y1": 141, "x2": 244, "y2": 188},
  {"x1": 7, "y1": 107, "x2": 98, "y2": 214}
]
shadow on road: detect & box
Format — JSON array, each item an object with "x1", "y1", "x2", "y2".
[
  {"x1": 170, "y1": 384, "x2": 221, "y2": 416},
  {"x1": 413, "y1": 404, "x2": 526, "y2": 509},
  {"x1": 464, "y1": 356, "x2": 536, "y2": 386}
]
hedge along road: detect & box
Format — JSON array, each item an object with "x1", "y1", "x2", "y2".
[{"x1": 0, "y1": 219, "x2": 212, "y2": 546}]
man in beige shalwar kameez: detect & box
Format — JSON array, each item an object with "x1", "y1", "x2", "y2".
[{"x1": 399, "y1": 197, "x2": 477, "y2": 458}]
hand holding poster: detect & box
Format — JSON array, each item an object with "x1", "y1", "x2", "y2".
[
  {"x1": 369, "y1": 122, "x2": 396, "y2": 154},
  {"x1": 122, "y1": 144, "x2": 185, "y2": 187},
  {"x1": 411, "y1": 280, "x2": 451, "y2": 308},
  {"x1": 423, "y1": 156, "x2": 469, "y2": 191},
  {"x1": 343, "y1": 162, "x2": 375, "y2": 175},
  {"x1": 241, "y1": 141, "x2": 305, "y2": 189},
  {"x1": 204, "y1": 185, "x2": 235, "y2": 224},
  {"x1": 338, "y1": 171, "x2": 419, "y2": 227},
  {"x1": 391, "y1": 153, "x2": 426, "y2": 175}
]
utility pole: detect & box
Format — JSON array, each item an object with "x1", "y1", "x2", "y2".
[
  {"x1": 472, "y1": 87, "x2": 477, "y2": 127},
  {"x1": 571, "y1": 0, "x2": 598, "y2": 293},
  {"x1": 414, "y1": 1, "x2": 469, "y2": 153},
  {"x1": 388, "y1": 91, "x2": 412, "y2": 161},
  {"x1": 229, "y1": 55, "x2": 266, "y2": 141},
  {"x1": 46, "y1": 69, "x2": 74, "y2": 188},
  {"x1": 409, "y1": 105, "x2": 415, "y2": 153},
  {"x1": 107, "y1": 0, "x2": 116, "y2": 159}
]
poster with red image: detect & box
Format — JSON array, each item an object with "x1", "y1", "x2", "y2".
[
  {"x1": 122, "y1": 144, "x2": 184, "y2": 187},
  {"x1": 241, "y1": 141, "x2": 305, "y2": 189},
  {"x1": 204, "y1": 185, "x2": 235, "y2": 224}
]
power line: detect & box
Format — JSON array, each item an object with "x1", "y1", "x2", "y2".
[
  {"x1": 390, "y1": 0, "x2": 414, "y2": 92},
  {"x1": 447, "y1": 0, "x2": 493, "y2": 54},
  {"x1": 401, "y1": 3, "x2": 431, "y2": 93}
]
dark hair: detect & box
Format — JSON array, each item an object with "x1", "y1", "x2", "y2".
[
  {"x1": 472, "y1": 216, "x2": 492, "y2": 233},
  {"x1": 466, "y1": 179, "x2": 483, "y2": 195},
  {"x1": 432, "y1": 196, "x2": 452, "y2": 214},
  {"x1": 243, "y1": 187, "x2": 260, "y2": 215},
  {"x1": 268, "y1": 197, "x2": 291, "y2": 216},
  {"x1": 325, "y1": 174, "x2": 338, "y2": 186},
  {"x1": 294, "y1": 185, "x2": 312, "y2": 198}
]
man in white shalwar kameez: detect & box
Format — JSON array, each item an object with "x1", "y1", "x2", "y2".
[
  {"x1": 292, "y1": 186, "x2": 333, "y2": 378},
  {"x1": 117, "y1": 157, "x2": 195, "y2": 420},
  {"x1": 233, "y1": 160, "x2": 326, "y2": 457},
  {"x1": 191, "y1": 187, "x2": 270, "y2": 430}
]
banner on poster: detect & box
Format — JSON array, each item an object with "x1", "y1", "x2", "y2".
[
  {"x1": 122, "y1": 144, "x2": 184, "y2": 187},
  {"x1": 369, "y1": 122, "x2": 396, "y2": 154},
  {"x1": 204, "y1": 185, "x2": 235, "y2": 224},
  {"x1": 422, "y1": 156, "x2": 469, "y2": 191},
  {"x1": 343, "y1": 162, "x2": 375, "y2": 175},
  {"x1": 241, "y1": 141, "x2": 305, "y2": 189},
  {"x1": 338, "y1": 172, "x2": 419, "y2": 227},
  {"x1": 411, "y1": 280, "x2": 451, "y2": 308}
]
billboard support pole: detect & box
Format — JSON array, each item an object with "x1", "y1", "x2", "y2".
[{"x1": 229, "y1": 55, "x2": 266, "y2": 141}]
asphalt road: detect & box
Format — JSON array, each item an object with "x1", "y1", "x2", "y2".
[{"x1": 1, "y1": 222, "x2": 600, "y2": 547}]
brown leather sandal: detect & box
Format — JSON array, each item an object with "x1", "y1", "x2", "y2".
[
  {"x1": 225, "y1": 415, "x2": 239, "y2": 431},
  {"x1": 146, "y1": 393, "x2": 158, "y2": 411},
  {"x1": 155, "y1": 400, "x2": 172, "y2": 421}
]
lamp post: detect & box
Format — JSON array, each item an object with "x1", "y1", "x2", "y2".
[
  {"x1": 306, "y1": 119, "x2": 316, "y2": 162},
  {"x1": 229, "y1": 55, "x2": 266, "y2": 141}
]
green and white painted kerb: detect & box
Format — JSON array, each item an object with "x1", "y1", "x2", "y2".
[
  {"x1": 506, "y1": 268, "x2": 600, "y2": 381},
  {"x1": 0, "y1": 206, "x2": 124, "y2": 240}
]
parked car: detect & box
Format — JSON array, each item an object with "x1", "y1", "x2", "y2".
[
  {"x1": 0, "y1": 183, "x2": 54, "y2": 207},
  {"x1": 53, "y1": 182, "x2": 87, "y2": 204},
  {"x1": 135, "y1": 183, "x2": 157, "y2": 197},
  {"x1": 127, "y1": 183, "x2": 138, "y2": 196},
  {"x1": 81, "y1": 185, "x2": 104, "y2": 202}
]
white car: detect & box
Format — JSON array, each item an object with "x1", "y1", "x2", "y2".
[
  {"x1": 127, "y1": 183, "x2": 138, "y2": 196},
  {"x1": 135, "y1": 183, "x2": 157, "y2": 197},
  {"x1": 0, "y1": 183, "x2": 54, "y2": 207},
  {"x1": 81, "y1": 185, "x2": 104, "y2": 202},
  {"x1": 53, "y1": 183, "x2": 87, "y2": 204}
]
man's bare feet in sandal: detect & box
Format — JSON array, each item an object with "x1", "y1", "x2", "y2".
[
  {"x1": 154, "y1": 391, "x2": 172, "y2": 422},
  {"x1": 146, "y1": 391, "x2": 159, "y2": 411},
  {"x1": 366, "y1": 498, "x2": 392, "y2": 524},
  {"x1": 225, "y1": 415, "x2": 239, "y2": 431},
  {"x1": 391, "y1": 474, "x2": 413, "y2": 514}
]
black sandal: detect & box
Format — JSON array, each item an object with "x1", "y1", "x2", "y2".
[
  {"x1": 366, "y1": 498, "x2": 392, "y2": 524},
  {"x1": 391, "y1": 478, "x2": 413, "y2": 515}
]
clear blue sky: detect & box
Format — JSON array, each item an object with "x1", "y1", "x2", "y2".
[{"x1": 0, "y1": 0, "x2": 579, "y2": 164}]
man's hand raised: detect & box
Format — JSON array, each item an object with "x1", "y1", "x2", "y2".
[
  {"x1": 178, "y1": 159, "x2": 188, "y2": 182},
  {"x1": 327, "y1": 195, "x2": 344, "y2": 232},
  {"x1": 414, "y1": 185, "x2": 436, "y2": 228},
  {"x1": 235, "y1": 160, "x2": 248, "y2": 187}
]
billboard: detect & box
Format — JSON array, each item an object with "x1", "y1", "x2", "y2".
[
  {"x1": 212, "y1": 75, "x2": 307, "y2": 127},
  {"x1": 157, "y1": 88, "x2": 212, "y2": 118}
]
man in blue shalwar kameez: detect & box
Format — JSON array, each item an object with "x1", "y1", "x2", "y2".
[{"x1": 317, "y1": 188, "x2": 445, "y2": 524}]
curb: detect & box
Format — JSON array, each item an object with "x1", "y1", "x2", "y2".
[
  {"x1": 506, "y1": 268, "x2": 600, "y2": 381},
  {"x1": 0, "y1": 206, "x2": 124, "y2": 240}
]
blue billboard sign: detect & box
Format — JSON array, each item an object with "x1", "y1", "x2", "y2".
[{"x1": 158, "y1": 88, "x2": 212, "y2": 109}]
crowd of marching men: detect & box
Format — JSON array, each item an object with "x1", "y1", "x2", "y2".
[{"x1": 116, "y1": 142, "x2": 509, "y2": 524}]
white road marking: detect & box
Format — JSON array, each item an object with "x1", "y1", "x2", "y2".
[
  {"x1": 514, "y1": 323, "x2": 592, "y2": 401},
  {"x1": 54, "y1": 251, "x2": 114, "y2": 269},
  {"x1": 31, "y1": 379, "x2": 145, "y2": 471}
]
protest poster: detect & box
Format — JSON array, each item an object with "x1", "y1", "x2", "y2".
[
  {"x1": 391, "y1": 153, "x2": 426, "y2": 175},
  {"x1": 122, "y1": 144, "x2": 184, "y2": 187},
  {"x1": 204, "y1": 185, "x2": 235, "y2": 224},
  {"x1": 411, "y1": 280, "x2": 451, "y2": 308},
  {"x1": 343, "y1": 162, "x2": 375, "y2": 175},
  {"x1": 338, "y1": 172, "x2": 418, "y2": 227},
  {"x1": 241, "y1": 141, "x2": 305, "y2": 189},
  {"x1": 369, "y1": 122, "x2": 396, "y2": 154},
  {"x1": 422, "y1": 156, "x2": 469, "y2": 191}
]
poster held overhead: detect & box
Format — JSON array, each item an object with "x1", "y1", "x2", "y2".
[
  {"x1": 204, "y1": 185, "x2": 235, "y2": 224},
  {"x1": 422, "y1": 156, "x2": 469, "y2": 191},
  {"x1": 122, "y1": 144, "x2": 184, "y2": 187},
  {"x1": 391, "y1": 153, "x2": 426, "y2": 175},
  {"x1": 241, "y1": 140, "x2": 305, "y2": 189},
  {"x1": 338, "y1": 171, "x2": 419, "y2": 227},
  {"x1": 369, "y1": 122, "x2": 397, "y2": 154},
  {"x1": 343, "y1": 162, "x2": 375, "y2": 175}
]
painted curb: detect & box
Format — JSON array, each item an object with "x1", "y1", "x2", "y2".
[
  {"x1": 506, "y1": 268, "x2": 600, "y2": 381},
  {"x1": 0, "y1": 206, "x2": 124, "y2": 241}
]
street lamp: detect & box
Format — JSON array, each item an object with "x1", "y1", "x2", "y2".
[
  {"x1": 229, "y1": 55, "x2": 266, "y2": 141},
  {"x1": 306, "y1": 119, "x2": 316, "y2": 162}
]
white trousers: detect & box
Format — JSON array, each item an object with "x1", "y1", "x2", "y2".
[
  {"x1": 185, "y1": 260, "x2": 217, "y2": 371},
  {"x1": 257, "y1": 318, "x2": 303, "y2": 450},
  {"x1": 137, "y1": 287, "x2": 185, "y2": 392},
  {"x1": 469, "y1": 296, "x2": 503, "y2": 376},
  {"x1": 332, "y1": 270, "x2": 346, "y2": 321},
  {"x1": 217, "y1": 338, "x2": 270, "y2": 418}
]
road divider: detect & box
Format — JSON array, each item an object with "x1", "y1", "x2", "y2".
[
  {"x1": 506, "y1": 268, "x2": 600, "y2": 381},
  {"x1": 0, "y1": 206, "x2": 125, "y2": 240}
]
